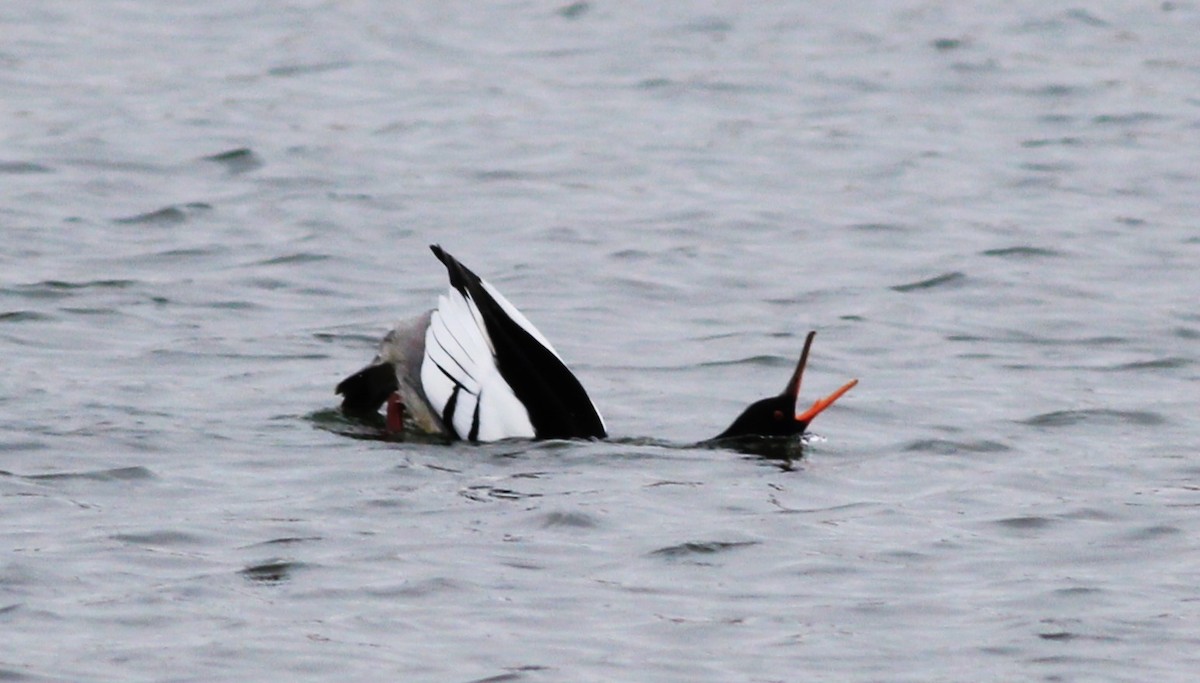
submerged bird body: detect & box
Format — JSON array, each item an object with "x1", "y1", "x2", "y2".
[
  {"x1": 338, "y1": 246, "x2": 854, "y2": 444},
  {"x1": 336, "y1": 310, "x2": 445, "y2": 434},
  {"x1": 337, "y1": 246, "x2": 606, "y2": 442}
]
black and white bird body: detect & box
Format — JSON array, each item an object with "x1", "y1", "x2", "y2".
[
  {"x1": 337, "y1": 245, "x2": 607, "y2": 442},
  {"x1": 337, "y1": 245, "x2": 854, "y2": 444}
]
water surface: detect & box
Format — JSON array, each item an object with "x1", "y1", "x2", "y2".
[{"x1": 3, "y1": 2, "x2": 1199, "y2": 681}]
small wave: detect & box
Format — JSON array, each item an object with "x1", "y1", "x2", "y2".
[
  {"x1": 1020, "y1": 409, "x2": 1166, "y2": 427},
  {"x1": 465, "y1": 666, "x2": 552, "y2": 683},
  {"x1": 111, "y1": 531, "x2": 204, "y2": 546},
  {"x1": 649, "y1": 540, "x2": 758, "y2": 559},
  {"x1": 0, "y1": 440, "x2": 48, "y2": 453},
  {"x1": 633, "y1": 76, "x2": 777, "y2": 95},
  {"x1": 946, "y1": 333, "x2": 1126, "y2": 347},
  {"x1": 1021, "y1": 161, "x2": 1077, "y2": 173},
  {"x1": 470, "y1": 169, "x2": 538, "y2": 182},
  {"x1": 131, "y1": 246, "x2": 231, "y2": 268},
  {"x1": 254, "y1": 252, "x2": 331, "y2": 266},
  {"x1": 849, "y1": 222, "x2": 914, "y2": 233},
  {"x1": 1121, "y1": 524, "x2": 1182, "y2": 541},
  {"x1": 23, "y1": 466, "x2": 155, "y2": 482},
  {"x1": 1020, "y1": 137, "x2": 1083, "y2": 148},
  {"x1": 242, "y1": 536, "x2": 323, "y2": 549},
  {"x1": 0, "y1": 161, "x2": 53, "y2": 174},
  {"x1": 931, "y1": 37, "x2": 967, "y2": 51},
  {"x1": 114, "y1": 203, "x2": 211, "y2": 225},
  {"x1": 994, "y1": 515, "x2": 1055, "y2": 531},
  {"x1": 891, "y1": 272, "x2": 966, "y2": 292},
  {"x1": 240, "y1": 559, "x2": 305, "y2": 585},
  {"x1": 1106, "y1": 357, "x2": 1191, "y2": 371},
  {"x1": 539, "y1": 510, "x2": 600, "y2": 529},
  {"x1": 267, "y1": 61, "x2": 351, "y2": 78},
  {"x1": 43, "y1": 279, "x2": 138, "y2": 289},
  {"x1": 201, "y1": 147, "x2": 263, "y2": 174},
  {"x1": 903, "y1": 438, "x2": 1011, "y2": 455},
  {"x1": 981, "y1": 246, "x2": 1063, "y2": 258},
  {"x1": 6, "y1": 279, "x2": 138, "y2": 301},
  {"x1": 312, "y1": 331, "x2": 383, "y2": 345},
  {"x1": 60, "y1": 306, "x2": 119, "y2": 317},
  {"x1": 696, "y1": 354, "x2": 792, "y2": 369},
  {"x1": 459, "y1": 485, "x2": 543, "y2": 503},
  {"x1": 1092, "y1": 112, "x2": 1161, "y2": 125},
  {"x1": 557, "y1": 1, "x2": 590, "y2": 19},
  {"x1": 1053, "y1": 586, "x2": 1103, "y2": 597},
  {"x1": 0, "y1": 311, "x2": 53, "y2": 323}
]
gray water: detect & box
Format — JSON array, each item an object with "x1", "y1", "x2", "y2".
[{"x1": 3, "y1": 2, "x2": 1199, "y2": 681}]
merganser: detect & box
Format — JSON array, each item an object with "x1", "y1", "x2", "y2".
[
  {"x1": 712, "y1": 331, "x2": 858, "y2": 441},
  {"x1": 336, "y1": 245, "x2": 856, "y2": 443}
]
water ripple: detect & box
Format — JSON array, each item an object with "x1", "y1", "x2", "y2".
[
  {"x1": 1020, "y1": 409, "x2": 1167, "y2": 427},
  {"x1": 538, "y1": 511, "x2": 599, "y2": 528},
  {"x1": 240, "y1": 560, "x2": 305, "y2": 585},
  {"x1": 649, "y1": 540, "x2": 759, "y2": 559},
  {"x1": 981, "y1": 246, "x2": 1063, "y2": 258},
  {"x1": 23, "y1": 466, "x2": 155, "y2": 482},
  {"x1": 891, "y1": 272, "x2": 967, "y2": 292},
  {"x1": 459, "y1": 485, "x2": 543, "y2": 502},
  {"x1": 6, "y1": 279, "x2": 138, "y2": 300},
  {"x1": 557, "y1": 1, "x2": 590, "y2": 20},
  {"x1": 253, "y1": 253, "x2": 331, "y2": 266},
  {"x1": 267, "y1": 61, "x2": 352, "y2": 77},
  {"x1": 0, "y1": 161, "x2": 53, "y2": 174},
  {"x1": 0, "y1": 311, "x2": 53, "y2": 323},
  {"x1": 114, "y1": 203, "x2": 211, "y2": 225},
  {"x1": 1106, "y1": 357, "x2": 1191, "y2": 371},
  {"x1": 201, "y1": 147, "x2": 263, "y2": 175},
  {"x1": 994, "y1": 516, "x2": 1055, "y2": 532},
  {"x1": 696, "y1": 354, "x2": 792, "y2": 369},
  {"x1": 243, "y1": 537, "x2": 323, "y2": 548},
  {"x1": 465, "y1": 665, "x2": 552, "y2": 683},
  {"x1": 903, "y1": 439, "x2": 1012, "y2": 455},
  {"x1": 111, "y1": 531, "x2": 205, "y2": 546}
]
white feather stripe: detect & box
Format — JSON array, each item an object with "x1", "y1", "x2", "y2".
[
  {"x1": 441, "y1": 291, "x2": 493, "y2": 360},
  {"x1": 462, "y1": 290, "x2": 495, "y2": 356},
  {"x1": 419, "y1": 352, "x2": 454, "y2": 423},
  {"x1": 478, "y1": 279, "x2": 562, "y2": 361},
  {"x1": 421, "y1": 306, "x2": 481, "y2": 425},
  {"x1": 425, "y1": 314, "x2": 481, "y2": 393}
]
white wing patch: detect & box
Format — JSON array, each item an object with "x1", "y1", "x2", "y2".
[{"x1": 421, "y1": 290, "x2": 536, "y2": 441}]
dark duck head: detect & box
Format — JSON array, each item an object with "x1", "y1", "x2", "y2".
[{"x1": 714, "y1": 331, "x2": 857, "y2": 441}]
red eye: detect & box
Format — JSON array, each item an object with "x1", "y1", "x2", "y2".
[{"x1": 773, "y1": 410, "x2": 783, "y2": 420}]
